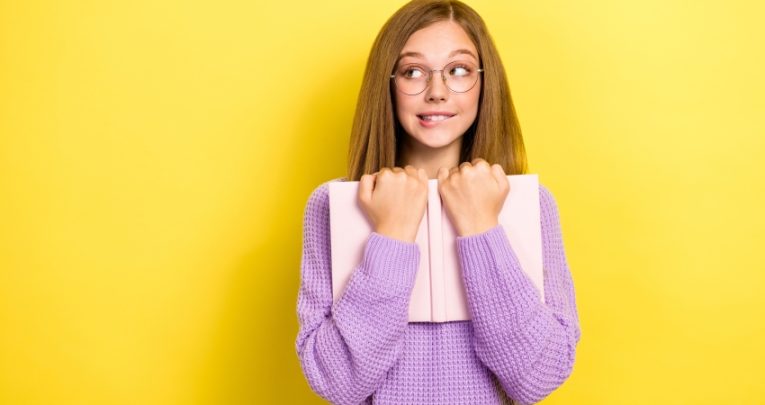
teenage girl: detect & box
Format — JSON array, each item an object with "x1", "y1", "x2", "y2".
[{"x1": 296, "y1": 1, "x2": 581, "y2": 404}]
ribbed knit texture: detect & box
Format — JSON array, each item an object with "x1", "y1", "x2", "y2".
[{"x1": 296, "y1": 178, "x2": 581, "y2": 405}]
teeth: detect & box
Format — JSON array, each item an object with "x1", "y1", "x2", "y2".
[{"x1": 420, "y1": 115, "x2": 451, "y2": 121}]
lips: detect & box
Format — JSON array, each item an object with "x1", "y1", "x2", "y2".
[
  {"x1": 417, "y1": 112, "x2": 456, "y2": 122},
  {"x1": 417, "y1": 112, "x2": 455, "y2": 128},
  {"x1": 418, "y1": 115, "x2": 451, "y2": 122}
]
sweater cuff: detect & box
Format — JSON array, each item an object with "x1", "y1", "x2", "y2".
[
  {"x1": 358, "y1": 232, "x2": 420, "y2": 291},
  {"x1": 456, "y1": 224, "x2": 515, "y2": 268},
  {"x1": 456, "y1": 224, "x2": 540, "y2": 302}
]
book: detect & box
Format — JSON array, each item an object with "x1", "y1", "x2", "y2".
[{"x1": 328, "y1": 174, "x2": 544, "y2": 322}]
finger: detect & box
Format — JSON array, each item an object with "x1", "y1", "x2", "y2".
[
  {"x1": 472, "y1": 158, "x2": 490, "y2": 170},
  {"x1": 405, "y1": 165, "x2": 422, "y2": 183},
  {"x1": 417, "y1": 167, "x2": 428, "y2": 182},
  {"x1": 490, "y1": 163, "x2": 506, "y2": 176},
  {"x1": 437, "y1": 167, "x2": 449, "y2": 182},
  {"x1": 490, "y1": 164, "x2": 509, "y2": 192},
  {"x1": 471, "y1": 158, "x2": 488, "y2": 166},
  {"x1": 378, "y1": 167, "x2": 395, "y2": 182},
  {"x1": 359, "y1": 174, "x2": 374, "y2": 203}
]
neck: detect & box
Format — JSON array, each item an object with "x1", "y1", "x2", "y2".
[{"x1": 398, "y1": 138, "x2": 463, "y2": 180}]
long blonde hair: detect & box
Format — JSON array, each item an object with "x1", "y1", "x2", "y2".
[{"x1": 346, "y1": 0, "x2": 527, "y2": 181}]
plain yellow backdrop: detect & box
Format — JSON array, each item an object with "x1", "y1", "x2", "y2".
[{"x1": 1, "y1": 0, "x2": 763, "y2": 404}]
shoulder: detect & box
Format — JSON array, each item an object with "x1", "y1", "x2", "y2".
[
  {"x1": 302, "y1": 177, "x2": 346, "y2": 247},
  {"x1": 304, "y1": 176, "x2": 347, "y2": 220},
  {"x1": 538, "y1": 182, "x2": 559, "y2": 209},
  {"x1": 537, "y1": 182, "x2": 562, "y2": 222}
]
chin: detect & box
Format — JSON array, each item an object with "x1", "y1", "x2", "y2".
[{"x1": 413, "y1": 133, "x2": 461, "y2": 149}]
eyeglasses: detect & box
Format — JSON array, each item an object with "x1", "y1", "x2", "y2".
[{"x1": 390, "y1": 60, "x2": 484, "y2": 95}]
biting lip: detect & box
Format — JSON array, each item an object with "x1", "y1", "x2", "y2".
[
  {"x1": 417, "y1": 111, "x2": 456, "y2": 119},
  {"x1": 417, "y1": 111, "x2": 455, "y2": 127}
]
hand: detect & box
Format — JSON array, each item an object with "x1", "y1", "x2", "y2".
[
  {"x1": 436, "y1": 158, "x2": 510, "y2": 237},
  {"x1": 358, "y1": 165, "x2": 428, "y2": 243}
]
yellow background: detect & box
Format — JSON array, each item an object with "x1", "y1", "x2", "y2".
[{"x1": 1, "y1": 0, "x2": 763, "y2": 403}]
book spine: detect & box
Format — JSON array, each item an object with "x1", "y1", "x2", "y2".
[{"x1": 427, "y1": 183, "x2": 446, "y2": 322}]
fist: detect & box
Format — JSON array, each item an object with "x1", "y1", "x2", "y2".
[
  {"x1": 436, "y1": 158, "x2": 510, "y2": 237},
  {"x1": 358, "y1": 165, "x2": 429, "y2": 242}
]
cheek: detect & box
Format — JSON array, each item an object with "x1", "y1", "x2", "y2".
[
  {"x1": 395, "y1": 95, "x2": 408, "y2": 111},
  {"x1": 395, "y1": 97, "x2": 417, "y2": 122},
  {"x1": 469, "y1": 83, "x2": 481, "y2": 112},
  {"x1": 473, "y1": 91, "x2": 481, "y2": 114},
  {"x1": 463, "y1": 93, "x2": 480, "y2": 117}
]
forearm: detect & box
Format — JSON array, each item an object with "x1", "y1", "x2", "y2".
[
  {"x1": 297, "y1": 232, "x2": 419, "y2": 404},
  {"x1": 457, "y1": 225, "x2": 580, "y2": 404}
]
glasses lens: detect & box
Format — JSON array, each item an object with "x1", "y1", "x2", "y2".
[
  {"x1": 444, "y1": 61, "x2": 479, "y2": 93},
  {"x1": 393, "y1": 61, "x2": 481, "y2": 94},
  {"x1": 394, "y1": 64, "x2": 428, "y2": 95}
]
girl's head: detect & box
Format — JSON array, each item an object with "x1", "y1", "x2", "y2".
[{"x1": 346, "y1": 0, "x2": 527, "y2": 181}]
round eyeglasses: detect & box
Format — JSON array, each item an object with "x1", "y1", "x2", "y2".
[{"x1": 390, "y1": 61, "x2": 484, "y2": 95}]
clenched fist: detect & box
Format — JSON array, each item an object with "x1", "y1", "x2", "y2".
[
  {"x1": 358, "y1": 165, "x2": 429, "y2": 243},
  {"x1": 436, "y1": 158, "x2": 510, "y2": 237}
]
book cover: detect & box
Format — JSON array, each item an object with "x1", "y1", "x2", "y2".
[{"x1": 328, "y1": 174, "x2": 544, "y2": 322}]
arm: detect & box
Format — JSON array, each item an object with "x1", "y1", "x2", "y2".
[
  {"x1": 456, "y1": 184, "x2": 581, "y2": 405},
  {"x1": 295, "y1": 183, "x2": 420, "y2": 405}
]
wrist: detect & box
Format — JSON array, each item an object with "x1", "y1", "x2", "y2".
[
  {"x1": 375, "y1": 225, "x2": 416, "y2": 243},
  {"x1": 457, "y1": 219, "x2": 499, "y2": 237}
]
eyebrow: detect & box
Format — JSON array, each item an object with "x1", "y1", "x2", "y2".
[{"x1": 397, "y1": 49, "x2": 478, "y2": 63}]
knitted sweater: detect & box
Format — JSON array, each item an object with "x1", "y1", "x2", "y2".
[{"x1": 295, "y1": 178, "x2": 581, "y2": 405}]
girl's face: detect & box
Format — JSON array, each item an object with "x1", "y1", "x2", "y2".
[{"x1": 393, "y1": 20, "x2": 481, "y2": 155}]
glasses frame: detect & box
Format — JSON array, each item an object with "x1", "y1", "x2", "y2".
[{"x1": 390, "y1": 61, "x2": 485, "y2": 96}]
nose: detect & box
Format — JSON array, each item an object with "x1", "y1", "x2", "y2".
[{"x1": 425, "y1": 70, "x2": 448, "y2": 101}]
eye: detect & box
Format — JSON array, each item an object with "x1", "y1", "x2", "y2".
[
  {"x1": 449, "y1": 64, "x2": 472, "y2": 77},
  {"x1": 400, "y1": 65, "x2": 426, "y2": 79}
]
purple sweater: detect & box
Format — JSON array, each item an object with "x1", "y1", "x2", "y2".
[{"x1": 295, "y1": 178, "x2": 581, "y2": 405}]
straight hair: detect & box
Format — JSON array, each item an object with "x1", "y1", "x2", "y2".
[{"x1": 346, "y1": 0, "x2": 527, "y2": 181}]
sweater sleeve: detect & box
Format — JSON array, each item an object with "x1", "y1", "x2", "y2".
[
  {"x1": 295, "y1": 182, "x2": 420, "y2": 405},
  {"x1": 455, "y1": 184, "x2": 581, "y2": 405}
]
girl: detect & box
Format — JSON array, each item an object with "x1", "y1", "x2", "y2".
[{"x1": 296, "y1": 1, "x2": 581, "y2": 404}]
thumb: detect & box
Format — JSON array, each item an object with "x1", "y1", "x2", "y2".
[{"x1": 358, "y1": 173, "x2": 375, "y2": 203}]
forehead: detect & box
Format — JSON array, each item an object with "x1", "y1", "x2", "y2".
[{"x1": 399, "y1": 20, "x2": 478, "y2": 63}]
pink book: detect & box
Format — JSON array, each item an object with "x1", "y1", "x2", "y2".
[{"x1": 328, "y1": 174, "x2": 544, "y2": 322}]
